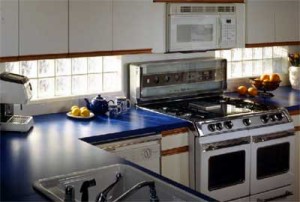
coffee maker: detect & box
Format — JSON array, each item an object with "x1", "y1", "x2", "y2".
[{"x1": 0, "y1": 72, "x2": 34, "y2": 132}]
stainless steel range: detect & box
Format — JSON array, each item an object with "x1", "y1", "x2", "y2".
[{"x1": 129, "y1": 58, "x2": 296, "y2": 202}]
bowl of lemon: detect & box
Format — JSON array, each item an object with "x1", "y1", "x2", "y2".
[{"x1": 67, "y1": 105, "x2": 94, "y2": 119}]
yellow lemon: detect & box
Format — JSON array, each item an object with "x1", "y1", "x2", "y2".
[
  {"x1": 80, "y1": 109, "x2": 90, "y2": 117},
  {"x1": 71, "y1": 108, "x2": 80, "y2": 116},
  {"x1": 71, "y1": 105, "x2": 79, "y2": 111},
  {"x1": 80, "y1": 106, "x2": 88, "y2": 111}
]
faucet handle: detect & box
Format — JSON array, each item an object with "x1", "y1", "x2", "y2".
[{"x1": 64, "y1": 185, "x2": 75, "y2": 202}]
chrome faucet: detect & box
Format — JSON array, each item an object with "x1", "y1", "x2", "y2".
[
  {"x1": 96, "y1": 173, "x2": 122, "y2": 202},
  {"x1": 112, "y1": 181, "x2": 159, "y2": 202}
]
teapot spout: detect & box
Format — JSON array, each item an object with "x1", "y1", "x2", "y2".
[{"x1": 84, "y1": 98, "x2": 91, "y2": 110}]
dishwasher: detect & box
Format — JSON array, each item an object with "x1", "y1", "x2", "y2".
[{"x1": 94, "y1": 134, "x2": 161, "y2": 174}]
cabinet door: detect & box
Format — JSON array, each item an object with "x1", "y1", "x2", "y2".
[
  {"x1": 162, "y1": 152, "x2": 189, "y2": 187},
  {"x1": 274, "y1": 1, "x2": 299, "y2": 42},
  {"x1": 161, "y1": 128, "x2": 189, "y2": 186},
  {"x1": 246, "y1": 2, "x2": 275, "y2": 44},
  {"x1": 0, "y1": 0, "x2": 18, "y2": 57},
  {"x1": 19, "y1": 0, "x2": 68, "y2": 55},
  {"x1": 291, "y1": 113, "x2": 300, "y2": 201},
  {"x1": 69, "y1": 0, "x2": 112, "y2": 53},
  {"x1": 112, "y1": 0, "x2": 165, "y2": 52}
]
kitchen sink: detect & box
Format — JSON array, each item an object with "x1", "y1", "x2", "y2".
[{"x1": 33, "y1": 164, "x2": 205, "y2": 202}]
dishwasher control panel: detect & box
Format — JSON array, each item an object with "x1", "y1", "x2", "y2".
[{"x1": 94, "y1": 134, "x2": 161, "y2": 174}]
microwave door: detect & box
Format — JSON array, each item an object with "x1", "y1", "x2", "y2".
[{"x1": 169, "y1": 16, "x2": 218, "y2": 52}]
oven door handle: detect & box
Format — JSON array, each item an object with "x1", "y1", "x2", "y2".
[
  {"x1": 202, "y1": 137, "x2": 250, "y2": 151},
  {"x1": 252, "y1": 131, "x2": 294, "y2": 143},
  {"x1": 257, "y1": 191, "x2": 293, "y2": 202}
]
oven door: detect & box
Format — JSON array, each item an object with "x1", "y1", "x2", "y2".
[
  {"x1": 168, "y1": 15, "x2": 218, "y2": 52},
  {"x1": 198, "y1": 137, "x2": 251, "y2": 201},
  {"x1": 251, "y1": 131, "x2": 295, "y2": 195}
]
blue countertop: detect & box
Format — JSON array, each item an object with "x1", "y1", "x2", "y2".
[
  {"x1": 1, "y1": 86, "x2": 299, "y2": 201},
  {"x1": 226, "y1": 86, "x2": 300, "y2": 111}
]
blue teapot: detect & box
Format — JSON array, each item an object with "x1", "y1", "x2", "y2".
[{"x1": 84, "y1": 95, "x2": 113, "y2": 115}]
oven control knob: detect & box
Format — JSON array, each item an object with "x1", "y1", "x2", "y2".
[
  {"x1": 224, "y1": 121, "x2": 233, "y2": 129},
  {"x1": 164, "y1": 75, "x2": 170, "y2": 82},
  {"x1": 174, "y1": 74, "x2": 180, "y2": 81},
  {"x1": 243, "y1": 118, "x2": 251, "y2": 126},
  {"x1": 208, "y1": 124, "x2": 216, "y2": 132},
  {"x1": 275, "y1": 113, "x2": 284, "y2": 121},
  {"x1": 154, "y1": 76, "x2": 159, "y2": 84},
  {"x1": 270, "y1": 114, "x2": 277, "y2": 122},
  {"x1": 260, "y1": 115, "x2": 269, "y2": 123},
  {"x1": 216, "y1": 123, "x2": 223, "y2": 131}
]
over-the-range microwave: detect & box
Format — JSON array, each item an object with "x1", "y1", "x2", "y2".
[{"x1": 167, "y1": 3, "x2": 245, "y2": 52}]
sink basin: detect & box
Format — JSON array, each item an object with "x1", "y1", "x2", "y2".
[{"x1": 33, "y1": 164, "x2": 206, "y2": 202}]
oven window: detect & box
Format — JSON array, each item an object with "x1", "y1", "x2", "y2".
[
  {"x1": 208, "y1": 151, "x2": 245, "y2": 191},
  {"x1": 257, "y1": 143, "x2": 290, "y2": 179},
  {"x1": 177, "y1": 24, "x2": 213, "y2": 42}
]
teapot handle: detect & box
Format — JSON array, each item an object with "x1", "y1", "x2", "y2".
[{"x1": 108, "y1": 100, "x2": 114, "y2": 105}]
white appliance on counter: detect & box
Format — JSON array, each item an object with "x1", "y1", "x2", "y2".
[
  {"x1": 167, "y1": 3, "x2": 245, "y2": 52},
  {"x1": 0, "y1": 72, "x2": 34, "y2": 132},
  {"x1": 95, "y1": 134, "x2": 161, "y2": 174}
]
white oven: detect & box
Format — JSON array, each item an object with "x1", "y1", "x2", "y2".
[
  {"x1": 167, "y1": 3, "x2": 245, "y2": 52},
  {"x1": 196, "y1": 135, "x2": 251, "y2": 202},
  {"x1": 250, "y1": 126, "x2": 296, "y2": 196},
  {"x1": 192, "y1": 109, "x2": 296, "y2": 202}
]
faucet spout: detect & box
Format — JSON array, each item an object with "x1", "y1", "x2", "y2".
[
  {"x1": 95, "y1": 173, "x2": 122, "y2": 202},
  {"x1": 112, "y1": 181, "x2": 159, "y2": 202}
]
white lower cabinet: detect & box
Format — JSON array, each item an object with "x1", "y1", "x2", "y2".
[
  {"x1": 291, "y1": 112, "x2": 300, "y2": 201},
  {"x1": 161, "y1": 128, "x2": 189, "y2": 187}
]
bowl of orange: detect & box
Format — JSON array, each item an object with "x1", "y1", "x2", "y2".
[{"x1": 250, "y1": 73, "x2": 281, "y2": 92}]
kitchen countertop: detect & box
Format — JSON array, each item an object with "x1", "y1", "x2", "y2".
[
  {"x1": 1, "y1": 86, "x2": 299, "y2": 201},
  {"x1": 226, "y1": 86, "x2": 300, "y2": 111}
]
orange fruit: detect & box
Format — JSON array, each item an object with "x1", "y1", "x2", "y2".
[
  {"x1": 237, "y1": 86, "x2": 248, "y2": 95},
  {"x1": 263, "y1": 79, "x2": 270, "y2": 83},
  {"x1": 270, "y1": 73, "x2": 280, "y2": 82},
  {"x1": 248, "y1": 87, "x2": 258, "y2": 96},
  {"x1": 260, "y1": 74, "x2": 270, "y2": 81}
]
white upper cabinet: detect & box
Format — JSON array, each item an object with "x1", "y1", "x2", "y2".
[
  {"x1": 246, "y1": 0, "x2": 300, "y2": 44},
  {"x1": 274, "y1": 1, "x2": 299, "y2": 42},
  {"x1": 112, "y1": 0, "x2": 165, "y2": 52},
  {"x1": 69, "y1": 0, "x2": 113, "y2": 53},
  {"x1": 19, "y1": 0, "x2": 68, "y2": 55},
  {"x1": 0, "y1": 0, "x2": 18, "y2": 57}
]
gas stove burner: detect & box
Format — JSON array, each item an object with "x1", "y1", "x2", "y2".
[{"x1": 142, "y1": 96, "x2": 278, "y2": 122}]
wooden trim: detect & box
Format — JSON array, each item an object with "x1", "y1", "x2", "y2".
[
  {"x1": 246, "y1": 41, "x2": 300, "y2": 48},
  {"x1": 289, "y1": 110, "x2": 300, "y2": 116},
  {"x1": 295, "y1": 126, "x2": 300, "y2": 132},
  {"x1": 0, "y1": 49, "x2": 152, "y2": 63},
  {"x1": 161, "y1": 127, "x2": 189, "y2": 137},
  {"x1": 162, "y1": 146, "x2": 189, "y2": 156},
  {"x1": 110, "y1": 49, "x2": 152, "y2": 55},
  {"x1": 154, "y1": 0, "x2": 244, "y2": 3}
]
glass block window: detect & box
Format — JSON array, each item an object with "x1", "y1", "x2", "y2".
[
  {"x1": 215, "y1": 46, "x2": 289, "y2": 79},
  {"x1": 3, "y1": 56, "x2": 122, "y2": 100}
]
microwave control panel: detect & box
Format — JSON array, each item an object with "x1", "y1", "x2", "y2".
[{"x1": 220, "y1": 17, "x2": 236, "y2": 47}]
